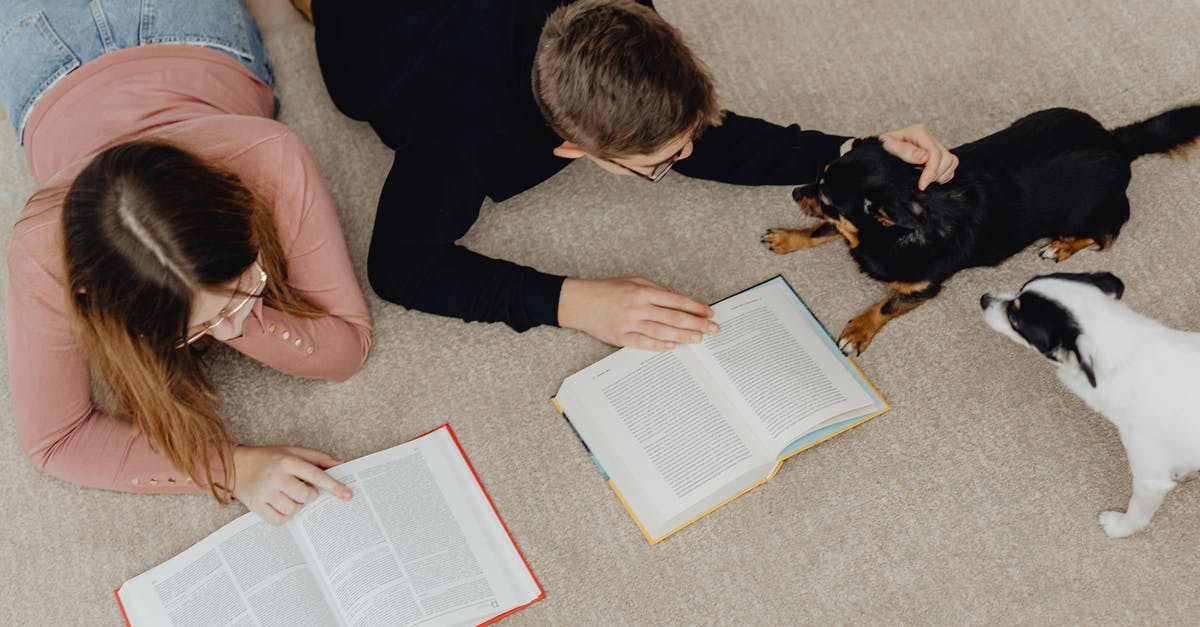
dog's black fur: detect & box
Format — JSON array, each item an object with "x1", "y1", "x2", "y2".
[{"x1": 767, "y1": 106, "x2": 1200, "y2": 353}]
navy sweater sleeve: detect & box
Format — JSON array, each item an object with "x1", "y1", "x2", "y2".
[
  {"x1": 675, "y1": 111, "x2": 850, "y2": 185},
  {"x1": 366, "y1": 149, "x2": 565, "y2": 332}
]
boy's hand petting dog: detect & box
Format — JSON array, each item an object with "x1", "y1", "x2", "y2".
[
  {"x1": 842, "y1": 124, "x2": 959, "y2": 190},
  {"x1": 559, "y1": 277, "x2": 719, "y2": 351}
]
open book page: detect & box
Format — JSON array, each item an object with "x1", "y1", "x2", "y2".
[
  {"x1": 291, "y1": 425, "x2": 541, "y2": 627},
  {"x1": 117, "y1": 512, "x2": 338, "y2": 626},
  {"x1": 556, "y1": 346, "x2": 775, "y2": 539},
  {"x1": 118, "y1": 426, "x2": 540, "y2": 627},
  {"x1": 690, "y1": 277, "x2": 876, "y2": 458}
]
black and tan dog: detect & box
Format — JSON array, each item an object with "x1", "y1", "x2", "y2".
[{"x1": 763, "y1": 106, "x2": 1200, "y2": 354}]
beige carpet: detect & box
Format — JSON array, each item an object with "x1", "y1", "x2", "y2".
[{"x1": 3, "y1": 1, "x2": 1200, "y2": 624}]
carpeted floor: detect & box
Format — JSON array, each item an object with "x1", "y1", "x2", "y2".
[{"x1": 3, "y1": 1, "x2": 1199, "y2": 624}]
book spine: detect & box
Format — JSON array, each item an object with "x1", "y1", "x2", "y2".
[
  {"x1": 114, "y1": 589, "x2": 131, "y2": 626},
  {"x1": 551, "y1": 398, "x2": 610, "y2": 481}
]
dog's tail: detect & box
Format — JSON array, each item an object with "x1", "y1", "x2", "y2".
[{"x1": 1111, "y1": 105, "x2": 1200, "y2": 159}]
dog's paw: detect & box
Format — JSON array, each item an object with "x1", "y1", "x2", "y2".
[
  {"x1": 761, "y1": 228, "x2": 800, "y2": 254},
  {"x1": 838, "y1": 315, "x2": 881, "y2": 356},
  {"x1": 1038, "y1": 237, "x2": 1102, "y2": 262},
  {"x1": 1038, "y1": 243, "x2": 1062, "y2": 261},
  {"x1": 1098, "y1": 510, "x2": 1141, "y2": 538}
]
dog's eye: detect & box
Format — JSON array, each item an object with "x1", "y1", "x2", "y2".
[{"x1": 863, "y1": 199, "x2": 872, "y2": 214}]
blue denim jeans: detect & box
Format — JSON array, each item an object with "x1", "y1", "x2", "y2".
[{"x1": 0, "y1": 0, "x2": 274, "y2": 142}]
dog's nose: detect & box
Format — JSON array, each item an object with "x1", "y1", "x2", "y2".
[
  {"x1": 980, "y1": 294, "x2": 994, "y2": 310},
  {"x1": 792, "y1": 186, "x2": 806, "y2": 202}
]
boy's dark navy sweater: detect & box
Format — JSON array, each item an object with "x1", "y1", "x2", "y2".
[{"x1": 312, "y1": 0, "x2": 847, "y2": 331}]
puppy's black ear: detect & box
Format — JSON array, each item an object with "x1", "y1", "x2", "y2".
[
  {"x1": 1089, "y1": 272, "x2": 1124, "y2": 300},
  {"x1": 792, "y1": 183, "x2": 823, "y2": 218},
  {"x1": 1072, "y1": 335, "x2": 1097, "y2": 387},
  {"x1": 792, "y1": 183, "x2": 818, "y2": 202},
  {"x1": 877, "y1": 194, "x2": 929, "y2": 230}
]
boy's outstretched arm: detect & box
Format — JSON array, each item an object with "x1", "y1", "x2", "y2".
[
  {"x1": 673, "y1": 111, "x2": 849, "y2": 185},
  {"x1": 367, "y1": 150, "x2": 564, "y2": 332},
  {"x1": 675, "y1": 112, "x2": 956, "y2": 187},
  {"x1": 368, "y1": 149, "x2": 716, "y2": 348}
]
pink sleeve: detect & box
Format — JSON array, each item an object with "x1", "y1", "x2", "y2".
[
  {"x1": 223, "y1": 129, "x2": 373, "y2": 379},
  {"x1": 5, "y1": 129, "x2": 370, "y2": 494},
  {"x1": 6, "y1": 233, "x2": 223, "y2": 495}
]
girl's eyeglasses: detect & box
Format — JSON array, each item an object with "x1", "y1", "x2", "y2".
[{"x1": 177, "y1": 265, "x2": 268, "y2": 348}]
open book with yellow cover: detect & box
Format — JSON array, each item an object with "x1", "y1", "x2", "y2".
[{"x1": 553, "y1": 276, "x2": 888, "y2": 544}]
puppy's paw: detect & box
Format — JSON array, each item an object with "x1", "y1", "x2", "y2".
[
  {"x1": 1098, "y1": 510, "x2": 1141, "y2": 538},
  {"x1": 1039, "y1": 237, "x2": 1101, "y2": 262},
  {"x1": 761, "y1": 228, "x2": 804, "y2": 254},
  {"x1": 838, "y1": 314, "x2": 882, "y2": 356}
]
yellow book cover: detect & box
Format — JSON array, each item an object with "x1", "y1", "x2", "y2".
[{"x1": 553, "y1": 276, "x2": 889, "y2": 544}]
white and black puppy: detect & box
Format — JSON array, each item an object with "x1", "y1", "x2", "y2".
[{"x1": 981, "y1": 272, "x2": 1200, "y2": 538}]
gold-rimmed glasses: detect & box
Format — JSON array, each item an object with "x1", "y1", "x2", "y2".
[
  {"x1": 608, "y1": 144, "x2": 687, "y2": 183},
  {"x1": 177, "y1": 264, "x2": 268, "y2": 348}
]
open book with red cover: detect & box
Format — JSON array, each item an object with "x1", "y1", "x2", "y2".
[{"x1": 115, "y1": 425, "x2": 543, "y2": 626}]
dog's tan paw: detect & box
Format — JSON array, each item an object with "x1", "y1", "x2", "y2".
[
  {"x1": 761, "y1": 228, "x2": 803, "y2": 254},
  {"x1": 1098, "y1": 510, "x2": 1140, "y2": 538},
  {"x1": 762, "y1": 225, "x2": 842, "y2": 254},
  {"x1": 838, "y1": 313, "x2": 883, "y2": 356},
  {"x1": 1038, "y1": 236, "x2": 1109, "y2": 262}
]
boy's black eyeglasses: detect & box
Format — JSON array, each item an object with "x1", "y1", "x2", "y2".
[{"x1": 608, "y1": 145, "x2": 686, "y2": 183}]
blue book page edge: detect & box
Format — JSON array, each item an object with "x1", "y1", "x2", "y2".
[
  {"x1": 764, "y1": 275, "x2": 888, "y2": 457},
  {"x1": 554, "y1": 405, "x2": 610, "y2": 481}
]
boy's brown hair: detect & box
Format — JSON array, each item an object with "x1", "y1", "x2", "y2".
[{"x1": 532, "y1": 0, "x2": 722, "y2": 159}]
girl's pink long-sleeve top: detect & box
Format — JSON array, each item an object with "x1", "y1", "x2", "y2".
[{"x1": 5, "y1": 45, "x2": 373, "y2": 494}]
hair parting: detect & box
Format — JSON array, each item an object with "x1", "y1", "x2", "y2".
[{"x1": 57, "y1": 139, "x2": 322, "y2": 501}]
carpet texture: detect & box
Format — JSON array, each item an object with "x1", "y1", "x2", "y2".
[{"x1": 3, "y1": 0, "x2": 1199, "y2": 624}]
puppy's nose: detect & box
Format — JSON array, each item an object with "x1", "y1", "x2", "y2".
[
  {"x1": 792, "y1": 186, "x2": 806, "y2": 202},
  {"x1": 980, "y1": 294, "x2": 994, "y2": 310}
]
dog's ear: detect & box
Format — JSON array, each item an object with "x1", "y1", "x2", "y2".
[
  {"x1": 792, "y1": 183, "x2": 823, "y2": 218},
  {"x1": 870, "y1": 189, "x2": 928, "y2": 232},
  {"x1": 896, "y1": 199, "x2": 928, "y2": 227},
  {"x1": 1071, "y1": 334, "x2": 1097, "y2": 387},
  {"x1": 792, "y1": 183, "x2": 818, "y2": 202},
  {"x1": 860, "y1": 196, "x2": 916, "y2": 229},
  {"x1": 1088, "y1": 272, "x2": 1125, "y2": 300}
]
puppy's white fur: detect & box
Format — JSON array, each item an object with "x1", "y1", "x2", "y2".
[{"x1": 983, "y1": 277, "x2": 1200, "y2": 538}]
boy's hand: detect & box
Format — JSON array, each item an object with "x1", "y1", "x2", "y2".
[
  {"x1": 230, "y1": 445, "x2": 353, "y2": 525},
  {"x1": 842, "y1": 124, "x2": 959, "y2": 190},
  {"x1": 880, "y1": 124, "x2": 958, "y2": 190},
  {"x1": 558, "y1": 277, "x2": 719, "y2": 351}
]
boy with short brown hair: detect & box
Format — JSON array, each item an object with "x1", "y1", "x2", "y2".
[
  {"x1": 305, "y1": 0, "x2": 956, "y2": 350},
  {"x1": 533, "y1": 0, "x2": 722, "y2": 160}
]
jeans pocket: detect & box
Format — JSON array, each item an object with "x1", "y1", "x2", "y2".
[
  {"x1": 140, "y1": 0, "x2": 256, "y2": 63},
  {"x1": 0, "y1": 11, "x2": 80, "y2": 133}
]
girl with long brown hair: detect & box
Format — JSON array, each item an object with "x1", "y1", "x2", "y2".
[{"x1": 4, "y1": 0, "x2": 372, "y2": 524}]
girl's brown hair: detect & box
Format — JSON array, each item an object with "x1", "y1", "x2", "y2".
[{"x1": 59, "y1": 139, "x2": 322, "y2": 501}]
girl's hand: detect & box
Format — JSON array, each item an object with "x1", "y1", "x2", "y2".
[{"x1": 230, "y1": 445, "x2": 353, "y2": 524}]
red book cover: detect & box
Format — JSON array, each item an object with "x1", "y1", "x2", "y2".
[{"x1": 116, "y1": 424, "x2": 543, "y2": 626}]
